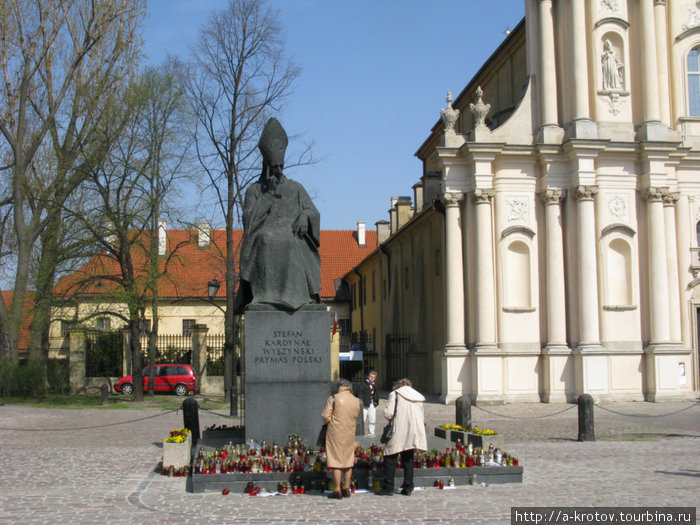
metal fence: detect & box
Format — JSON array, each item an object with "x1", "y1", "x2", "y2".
[
  {"x1": 139, "y1": 334, "x2": 192, "y2": 364},
  {"x1": 85, "y1": 330, "x2": 122, "y2": 377},
  {"x1": 385, "y1": 333, "x2": 412, "y2": 390},
  {"x1": 339, "y1": 335, "x2": 377, "y2": 382},
  {"x1": 206, "y1": 334, "x2": 225, "y2": 376}
]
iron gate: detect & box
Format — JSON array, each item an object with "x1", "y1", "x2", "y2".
[{"x1": 384, "y1": 334, "x2": 412, "y2": 390}]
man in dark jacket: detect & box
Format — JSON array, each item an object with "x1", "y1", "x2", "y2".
[{"x1": 357, "y1": 370, "x2": 378, "y2": 436}]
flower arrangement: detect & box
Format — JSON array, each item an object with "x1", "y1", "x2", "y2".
[
  {"x1": 164, "y1": 428, "x2": 191, "y2": 443},
  {"x1": 437, "y1": 424, "x2": 497, "y2": 435}
]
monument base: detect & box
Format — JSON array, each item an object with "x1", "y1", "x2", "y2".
[
  {"x1": 243, "y1": 305, "x2": 331, "y2": 445},
  {"x1": 190, "y1": 465, "x2": 523, "y2": 493}
]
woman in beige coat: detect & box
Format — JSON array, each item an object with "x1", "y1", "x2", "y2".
[
  {"x1": 378, "y1": 378, "x2": 427, "y2": 496},
  {"x1": 321, "y1": 378, "x2": 360, "y2": 499}
]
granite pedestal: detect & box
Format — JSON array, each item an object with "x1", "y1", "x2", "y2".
[
  {"x1": 190, "y1": 465, "x2": 524, "y2": 493},
  {"x1": 244, "y1": 305, "x2": 331, "y2": 445}
]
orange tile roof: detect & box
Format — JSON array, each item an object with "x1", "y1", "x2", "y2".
[
  {"x1": 1, "y1": 290, "x2": 33, "y2": 350},
  {"x1": 54, "y1": 229, "x2": 378, "y2": 301}
]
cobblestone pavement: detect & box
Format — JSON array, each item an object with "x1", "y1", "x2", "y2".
[{"x1": 0, "y1": 397, "x2": 698, "y2": 524}]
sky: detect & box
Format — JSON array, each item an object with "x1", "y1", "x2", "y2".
[{"x1": 142, "y1": 0, "x2": 526, "y2": 231}]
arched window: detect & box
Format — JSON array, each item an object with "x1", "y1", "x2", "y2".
[
  {"x1": 696, "y1": 220, "x2": 700, "y2": 247},
  {"x1": 688, "y1": 47, "x2": 700, "y2": 116}
]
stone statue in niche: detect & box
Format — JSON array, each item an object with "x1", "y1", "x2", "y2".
[
  {"x1": 601, "y1": 39, "x2": 624, "y2": 91},
  {"x1": 234, "y1": 118, "x2": 321, "y2": 314}
]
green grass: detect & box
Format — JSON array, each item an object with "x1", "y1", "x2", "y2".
[{"x1": 1, "y1": 393, "x2": 229, "y2": 411}]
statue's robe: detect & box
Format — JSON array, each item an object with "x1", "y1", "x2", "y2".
[{"x1": 236, "y1": 176, "x2": 321, "y2": 312}]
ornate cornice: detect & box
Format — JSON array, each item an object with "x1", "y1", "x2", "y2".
[
  {"x1": 643, "y1": 186, "x2": 668, "y2": 203},
  {"x1": 442, "y1": 191, "x2": 464, "y2": 208},
  {"x1": 575, "y1": 185, "x2": 599, "y2": 201},
  {"x1": 662, "y1": 192, "x2": 680, "y2": 206},
  {"x1": 541, "y1": 188, "x2": 565, "y2": 205},
  {"x1": 473, "y1": 188, "x2": 495, "y2": 204}
]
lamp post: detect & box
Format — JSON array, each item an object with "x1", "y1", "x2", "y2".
[{"x1": 207, "y1": 278, "x2": 238, "y2": 417}]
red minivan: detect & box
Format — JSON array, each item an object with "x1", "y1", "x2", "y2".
[{"x1": 114, "y1": 364, "x2": 197, "y2": 396}]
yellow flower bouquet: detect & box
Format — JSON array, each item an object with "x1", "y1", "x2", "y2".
[{"x1": 164, "y1": 428, "x2": 191, "y2": 443}]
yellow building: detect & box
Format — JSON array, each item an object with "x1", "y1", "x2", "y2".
[{"x1": 50, "y1": 225, "x2": 376, "y2": 376}]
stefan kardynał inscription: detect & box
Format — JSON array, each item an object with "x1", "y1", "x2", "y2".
[{"x1": 254, "y1": 330, "x2": 322, "y2": 366}]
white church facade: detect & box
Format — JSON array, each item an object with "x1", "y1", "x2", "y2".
[{"x1": 354, "y1": 0, "x2": 699, "y2": 403}]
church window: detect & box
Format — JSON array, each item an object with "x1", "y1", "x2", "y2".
[{"x1": 687, "y1": 47, "x2": 700, "y2": 116}]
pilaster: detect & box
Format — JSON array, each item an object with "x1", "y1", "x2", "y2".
[{"x1": 440, "y1": 191, "x2": 469, "y2": 404}]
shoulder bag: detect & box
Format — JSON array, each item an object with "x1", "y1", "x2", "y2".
[
  {"x1": 380, "y1": 394, "x2": 399, "y2": 444},
  {"x1": 317, "y1": 395, "x2": 334, "y2": 447}
]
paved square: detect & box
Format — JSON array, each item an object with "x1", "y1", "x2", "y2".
[{"x1": 1, "y1": 397, "x2": 698, "y2": 524}]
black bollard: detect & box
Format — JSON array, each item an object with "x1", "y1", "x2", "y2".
[
  {"x1": 456, "y1": 395, "x2": 472, "y2": 429},
  {"x1": 101, "y1": 383, "x2": 110, "y2": 406},
  {"x1": 577, "y1": 393, "x2": 595, "y2": 442},
  {"x1": 182, "y1": 397, "x2": 201, "y2": 447}
]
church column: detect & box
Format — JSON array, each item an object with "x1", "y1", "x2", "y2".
[
  {"x1": 568, "y1": 0, "x2": 596, "y2": 138},
  {"x1": 538, "y1": 0, "x2": 561, "y2": 142},
  {"x1": 641, "y1": 0, "x2": 661, "y2": 125},
  {"x1": 644, "y1": 187, "x2": 691, "y2": 401},
  {"x1": 443, "y1": 192, "x2": 466, "y2": 352},
  {"x1": 575, "y1": 186, "x2": 601, "y2": 348},
  {"x1": 573, "y1": 185, "x2": 608, "y2": 399},
  {"x1": 654, "y1": 0, "x2": 671, "y2": 126},
  {"x1": 471, "y1": 187, "x2": 500, "y2": 403},
  {"x1": 663, "y1": 192, "x2": 681, "y2": 343},
  {"x1": 542, "y1": 188, "x2": 570, "y2": 403},
  {"x1": 675, "y1": 195, "x2": 692, "y2": 347},
  {"x1": 474, "y1": 189, "x2": 497, "y2": 350},
  {"x1": 645, "y1": 187, "x2": 671, "y2": 345},
  {"x1": 440, "y1": 191, "x2": 468, "y2": 404},
  {"x1": 542, "y1": 189, "x2": 568, "y2": 349}
]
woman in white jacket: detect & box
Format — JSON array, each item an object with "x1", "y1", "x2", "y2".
[{"x1": 378, "y1": 378, "x2": 427, "y2": 496}]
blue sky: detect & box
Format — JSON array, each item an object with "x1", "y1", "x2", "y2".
[{"x1": 142, "y1": 0, "x2": 526, "y2": 231}]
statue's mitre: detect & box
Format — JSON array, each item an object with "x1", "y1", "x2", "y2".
[{"x1": 258, "y1": 118, "x2": 288, "y2": 166}]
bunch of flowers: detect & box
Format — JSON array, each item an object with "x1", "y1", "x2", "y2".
[
  {"x1": 164, "y1": 428, "x2": 191, "y2": 443},
  {"x1": 471, "y1": 426, "x2": 497, "y2": 436},
  {"x1": 438, "y1": 424, "x2": 466, "y2": 430}
]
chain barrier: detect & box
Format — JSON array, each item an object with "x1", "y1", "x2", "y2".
[
  {"x1": 0, "y1": 408, "x2": 180, "y2": 432},
  {"x1": 594, "y1": 400, "x2": 700, "y2": 418},
  {"x1": 199, "y1": 407, "x2": 237, "y2": 418},
  {"x1": 472, "y1": 404, "x2": 577, "y2": 420},
  {"x1": 470, "y1": 400, "x2": 700, "y2": 420}
]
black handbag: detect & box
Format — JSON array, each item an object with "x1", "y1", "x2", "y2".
[
  {"x1": 316, "y1": 424, "x2": 328, "y2": 447},
  {"x1": 317, "y1": 395, "x2": 335, "y2": 447},
  {"x1": 380, "y1": 394, "x2": 399, "y2": 444}
]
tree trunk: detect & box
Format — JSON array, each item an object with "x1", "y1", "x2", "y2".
[{"x1": 131, "y1": 320, "x2": 144, "y2": 402}]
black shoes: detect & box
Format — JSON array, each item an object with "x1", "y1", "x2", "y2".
[
  {"x1": 400, "y1": 487, "x2": 412, "y2": 496},
  {"x1": 376, "y1": 487, "x2": 394, "y2": 496},
  {"x1": 342, "y1": 489, "x2": 351, "y2": 498},
  {"x1": 327, "y1": 491, "x2": 343, "y2": 499}
]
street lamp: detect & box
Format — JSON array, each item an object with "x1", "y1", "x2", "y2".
[
  {"x1": 207, "y1": 278, "x2": 220, "y2": 301},
  {"x1": 206, "y1": 277, "x2": 238, "y2": 417}
]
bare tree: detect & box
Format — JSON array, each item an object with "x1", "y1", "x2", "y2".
[
  {"x1": 188, "y1": 0, "x2": 301, "y2": 410},
  {"x1": 0, "y1": 0, "x2": 144, "y2": 398},
  {"x1": 139, "y1": 60, "x2": 193, "y2": 396}
]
